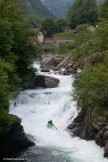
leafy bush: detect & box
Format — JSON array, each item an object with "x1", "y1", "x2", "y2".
[
  {"x1": 67, "y1": 0, "x2": 97, "y2": 29},
  {"x1": 74, "y1": 66, "x2": 108, "y2": 110}
]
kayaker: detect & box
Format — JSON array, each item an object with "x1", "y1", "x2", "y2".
[{"x1": 47, "y1": 120, "x2": 57, "y2": 129}]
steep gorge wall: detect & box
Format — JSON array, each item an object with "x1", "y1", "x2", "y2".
[{"x1": 68, "y1": 108, "x2": 108, "y2": 158}]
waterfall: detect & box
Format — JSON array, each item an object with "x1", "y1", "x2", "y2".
[{"x1": 9, "y1": 64, "x2": 108, "y2": 162}]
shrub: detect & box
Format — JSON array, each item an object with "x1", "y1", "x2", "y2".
[{"x1": 74, "y1": 65, "x2": 108, "y2": 110}]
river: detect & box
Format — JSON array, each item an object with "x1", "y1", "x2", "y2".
[{"x1": 9, "y1": 64, "x2": 108, "y2": 162}]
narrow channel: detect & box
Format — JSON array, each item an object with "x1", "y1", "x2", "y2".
[{"x1": 9, "y1": 64, "x2": 108, "y2": 162}]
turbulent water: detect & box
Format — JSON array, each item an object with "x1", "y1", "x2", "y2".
[{"x1": 10, "y1": 64, "x2": 108, "y2": 162}]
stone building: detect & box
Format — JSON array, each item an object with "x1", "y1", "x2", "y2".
[{"x1": 38, "y1": 31, "x2": 44, "y2": 43}]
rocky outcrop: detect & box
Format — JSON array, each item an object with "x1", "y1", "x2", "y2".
[
  {"x1": 40, "y1": 54, "x2": 78, "y2": 75},
  {"x1": 35, "y1": 75, "x2": 60, "y2": 88},
  {"x1": 68, "y1": 108, "x2": 108, "y2": 158},
  {"x1": 0, "y1": 114, "x2": 35, "y2": 158},
  {"x1": 63, "y1": 64, "x2": 77, "y2": 75},
  {"x1": 41, "y1": 54, "x2": 64, "y2": 69},
  {"x1": 56, "y1": 54, "x2": 74, "y2": 68}
]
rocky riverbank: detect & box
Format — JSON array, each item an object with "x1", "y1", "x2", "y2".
[
  {"x1": 0, "y1": 113, "x2": 35, "y2": 159},
  {"x1": 68, "y1": 105, "x2": 108, "y2": 158},
  {"x1": 40, "y1": 54, "x2": 78, "y2": 75}
]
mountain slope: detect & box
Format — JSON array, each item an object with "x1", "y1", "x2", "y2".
[
  {"x1": 22, "y1": 0, "x2": 56, "y2": 19},
  {"x1": 41, "y1": 0, "x2": 75, "y2": 18},
  {"x1": 40, "y1": 0, "x2": 105, "y2": 18}
]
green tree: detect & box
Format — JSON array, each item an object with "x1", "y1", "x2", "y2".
[
  {"x1": 94, "y1": 0, "x2": 108, "y2": 52},
  {"x1": 56, "y1": 18, "x2": 67, "y2": 33},
  {"x1": 0, "y1": 0, "x2": 25, "y2": 21},
  {"x1": 95, "y1": 21, "x2": 108, "y2": 52},
  {"x1": 12, "y1": 20, "x2": 41, "y2": 77},
  {"x1": 0, "y1": 59, "x2": 13, "y2": 109},
  {"x1": 99, "y1": 0, "x2": 108, "y2": 19},
  {"x1": 67, "y1": 0, "x2": 97, "y2": 28},
  {"x1": 0, "y1": 0, "x2": 42, "y2": 108},
  {"x1": 81, "y1": 0, "x2": 98, "y2": 25},
  {"x1": 67, "y1": 0, "x2": 82, "y2": 28},
  {"x1": 0, "y1": 19, "x2": 14, "y2": 62},
  {"x1": 0, "y1": 13, "x2": 20, "y2": 94},
  {"x1": 41, "y1": 17, "x2": 57, "y2": 37}
]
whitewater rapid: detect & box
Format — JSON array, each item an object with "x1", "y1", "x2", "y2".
[{"x1": 9, "y1": 65, "x2": 108, "y2": 162}]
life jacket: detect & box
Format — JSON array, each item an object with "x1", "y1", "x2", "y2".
[{"x1": 47, "y1": 123, "x2": 53, "y2": 128}]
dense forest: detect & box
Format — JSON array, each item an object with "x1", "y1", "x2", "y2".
[{"x1": 0, "y1": 0, "x2": 42, "y2": 138}]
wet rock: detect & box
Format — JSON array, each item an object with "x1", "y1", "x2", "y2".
[
  {"x1": 68, "y1": 108, "x2": 108, "y2": 158},
  {"x1": 53, "y1": 67, "x2": 60, "y2": 71},
  {"x1": 0, "y1": 122, "x2": 35, "y2": 157},
  {"x1": 67, "y1": 109, "x2": 95, "y2": 140},
  {"x1": 63, "y1": 65, "x2": 77, "y2": 75},
  {"x1": 45, "y1": 76, "x2": 60, "y2": 88},
  {"x1": 35, "y1": 75, "x2": 60, "y2": 88},
  {"x1": 63, "y1": 68, "x2": 77, "y2": 75},
  {"x1": 104, "y1": 141, "x2": 108, "y2": 158},
  {"x1": 41, "y1": 55, "x2": 64, "y2": 69},
  {"x1": 41, "y1": 69, "x2": 50, "y2": 72}
]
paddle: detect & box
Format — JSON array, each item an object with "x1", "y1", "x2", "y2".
[{"x1": 53, "y1": 124, "x2": 57, "y2": 130}]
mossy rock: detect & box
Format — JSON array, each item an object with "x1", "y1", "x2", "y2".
[{"x1": 0, "y1": 110, "x2": 21, "y2": 136}]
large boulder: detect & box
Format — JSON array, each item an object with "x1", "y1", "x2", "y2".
[
  {"x1": 41, "y1": 54, "x2": 64, "y2": 69},
  {"x1": 44, "y1": 76, "x2": 60, "y2": 88},
  {"x1": 63, "y1": 64, "x2": 77, "y2": 75},
  {"x1": 35, "y1": 75, "x2": 60, "y2": 88},
  {"x1": 0, "y1": 114, "x2": 35, "y2": 158}
]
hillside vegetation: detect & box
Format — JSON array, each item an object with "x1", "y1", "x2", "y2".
[
  {"x1": 0, "y1": 0, "x2": 42, "y2": 136},
  {"x1": 41, "y1": 0, "x2": 75, "y2": 18},
  {"x1": 70, "y1": 0, "x2": 108, "y2": 111},
  {"x1": 40, "y1": 0, "x2": 104, "y2": 18},
  {"x1": 52, "y1": 0, "x2": 108, "y2": 112},
  {"x1": 22, "y1": 0, "x2": 55, "y2": 19}
]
